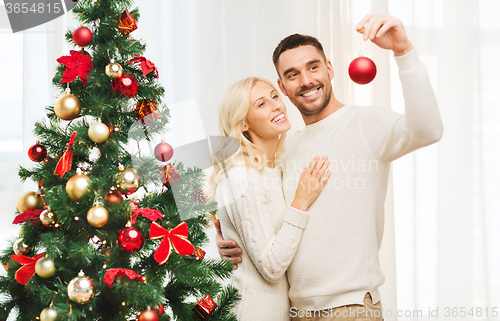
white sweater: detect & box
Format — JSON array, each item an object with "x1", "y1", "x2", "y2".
[
  {"x1": 282, "y1": 49, "x2": 443, "y2": 310},
  {"x1": 216, "y1": 165, "x2": 310, "y2": 321}
]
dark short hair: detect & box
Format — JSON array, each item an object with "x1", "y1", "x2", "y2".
[{"x1": 272, "y1": 34, "x2": 327, "y2": 76}]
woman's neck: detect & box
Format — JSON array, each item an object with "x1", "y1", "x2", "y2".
[{"x1": 253, "y1": 136, "x2": 279, "y2": 168}]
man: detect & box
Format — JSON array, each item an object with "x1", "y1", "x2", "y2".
[{"x1": 215, "y1": 14, "x2": 443, "y2": 321}]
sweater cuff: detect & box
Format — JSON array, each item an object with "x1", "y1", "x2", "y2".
[
  {"x1": 394, "y1": 48, "x2": 419, "y2": 72},
  {"x1": 283, "y1": 206, "x2": 309, "y2": 228}
]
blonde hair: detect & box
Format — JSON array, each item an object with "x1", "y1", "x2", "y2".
[{"x1": 207, "y1": 77, "x2": 287, "y2": 200}]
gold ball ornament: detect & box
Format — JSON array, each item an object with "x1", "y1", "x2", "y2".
[
  {"x1": 116, "y1": 168, "x2": 140, "y2": 195},
  {"x1": 13, "y1": 238, "x2": 29, "y2": 255},
  {"x1": 66, "y1": 172, "x2": 91, "y2": 201},
  {"x1": 54, "y1": 92, "x2": 81, "y2": 120},
  {"x1": 87, "y1": 205, "x2": 108, "y2": 228},
  {"x1": 40, "y1": 307, "x2": 57, "y2": 321},
  {"x1": 67, "y1": 272, "x2": 95, "y2": 304},
  {"x1": 88, "y1": 121, "x2": 110, "y2": 144},
  {"x1": 105, "y1": 61, "x2": 123, "y2": 79},
  {"x1": 17, "y1": 191, "x2": 44, "y2": 213},
  {"x1": 35, "y1": 257, "x2": 56, "y2": 278},
  {"x1": 40, "y1": 209, "x2": 56, "y2": 226}
]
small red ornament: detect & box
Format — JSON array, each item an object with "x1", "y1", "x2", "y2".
[
  {"x1": 72, "y1": 26, "x2": 93, "y2": 47},
  {"x1": 112, "y1": 73, "x2": 138, "y2": 98},
  {"x1": 28, "y1": 143, "x2": 47, "y2": 162},
  {"x1": 117, "y1": 226, "x2": 145, "y2": 253},
  {"x1": 348, "y1": 56, "x2": 377, "y2": 85},
  {"x1": 118, "y1": 9, "x2": 138, "y2": 36},
  {"x1": 192, "y1": 295, "x2": 217, "y2": 319},
  {"x1": 135, "y1": 99, "x2": 159, "y2": 125},
  {"x1": 154, "y1": 304, "x2": 164, "y2": 316},
  {"x1": 138, "y1": 310, "x2": 159, "y2": 321},
  {"x1": 154, "y1": 142, "x2": 174, "y2": 162},
  {"x1": 104, "y1": 189, "x2": 122, "y2": 204}
]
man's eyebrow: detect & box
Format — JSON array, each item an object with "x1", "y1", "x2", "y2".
[{"x1": 282, "y1": 59, "x2": 322, "y2": 77}]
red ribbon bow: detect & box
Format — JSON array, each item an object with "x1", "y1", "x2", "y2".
[
  {"x1": 149, "y1": 222, "x2": 195, "y2": 265},
  {"x1": 104, "y1": 268, "x2": 144, "y2": 287},
  {"x1": 57, "y1": 50, "x2": 94, "y2": 85},
  {"x1": 127, "y1": 55, "x2": 159, "y2": 79},
  {"x1": 54, "y1": 131, "x2": 77, "y2": 178},
  {"x1": 131, "y1": 208, "x2": 164, "y2": 225},
  {"x1": 13, "y1": 209, "x2": 43, "y2": 224},
  {"x1": 11, "y1": 253, "x2": 45, "y2": 285}
]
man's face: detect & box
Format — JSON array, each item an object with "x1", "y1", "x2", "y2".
[{"x1": 276, "y1": 45, "x2": 334, "y2": 116}]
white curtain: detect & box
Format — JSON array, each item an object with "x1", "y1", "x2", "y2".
[{"x1": 1, "y1": 0, "x2": 499, "y2": 320}]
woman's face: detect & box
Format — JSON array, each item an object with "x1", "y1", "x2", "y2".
[{"x1": 244, "y1": 81, "x2": 290, "y2": 141}]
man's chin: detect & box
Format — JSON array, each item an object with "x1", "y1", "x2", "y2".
[{"x1": 296, "y1": 103, "x2": 326, "y2": 116}]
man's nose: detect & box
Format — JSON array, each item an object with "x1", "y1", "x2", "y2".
[{"x1": 299, "y1": 72, "x2": 313, "y2": 87}]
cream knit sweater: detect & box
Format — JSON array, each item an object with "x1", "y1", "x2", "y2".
[
  {"x1": 216, "y1": 165, "x2": 309, "y2": 321},
  {"x1": 282, "y1": 48, "x2": 443, "y2": 311}
]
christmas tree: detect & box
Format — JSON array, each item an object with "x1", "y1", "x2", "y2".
[{"x1": 0, "y1": 0, "x2": 239, "y2": 320}]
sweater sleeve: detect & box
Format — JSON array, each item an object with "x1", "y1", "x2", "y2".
[
  {"x1": 358, "y1": 49, "x2": 444, "y2": 164},
  {"x1": 218, "y1": 166, "x2": 309, "y2": 282}
]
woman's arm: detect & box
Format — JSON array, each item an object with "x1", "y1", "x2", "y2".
[{"x1": 218, "y1": 166, "x2": 308, "y2": 282}]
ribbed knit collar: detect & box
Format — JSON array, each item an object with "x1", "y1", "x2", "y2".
[{"x1": 302, "y1": 105, "x2": 350, "y2": 132}]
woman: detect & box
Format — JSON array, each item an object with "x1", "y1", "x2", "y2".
[{"x1": 208, "y1": 77, "x2": 331, "y2": 320}]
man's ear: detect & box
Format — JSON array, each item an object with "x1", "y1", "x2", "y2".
[
  {"x1": 277, "y1": 78, "x2": 288, "y2": 97},
  {"x1": 326, "y1": 60, "x2": 334, "y2": 80}
]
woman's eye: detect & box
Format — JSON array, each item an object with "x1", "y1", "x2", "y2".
[
  {"x1": 259, "y1": 101, "x2": 265, "y2": 107},
  {"x1": 272, "y1": 95, "x2": 278, "y2": 99}
]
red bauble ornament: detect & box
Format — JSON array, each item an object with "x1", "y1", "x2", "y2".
[
  {"x1": 154, "y1": 304, "x2": 164, "y2": 316},
  {"x1": 104, "y1": 189, "x2": 122, "y2": 204},
  {"x1": 28, "y1": 143, "x2": 47, "y2": 162},
  {"x1": 117, "y1": 226, "x2": 145, "y2": 253},
  {"x1": 154, "y1": 142, "x2": 173, "y2": 162},
  {"x1": 112, "y1": 73, "x2": 138, "y2": 98},
  {"x1": 348, "y1": 56, "x2": 377, "y2": 85},
  {"x1": 138, "y1": 310, "x2": 159, "y2": 321},
  {"x1": 73, "y1": 27, "x2": 93, "y2": 47}
]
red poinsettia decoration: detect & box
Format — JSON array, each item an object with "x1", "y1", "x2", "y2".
[
  {"x1": 11, "y1": 253, "x2": 45, "y2": 285},
  {"x1": 56, "y1": 50, "x2": 94, "y2": 85},
  {"x1": 12, "y1": 209, "x2": 43, "y2": 224},
  {"x1": 131, "y1": 208, "x2": 164, "y2": 225},
  {"x1": 127, "y1": 55, "x2": 159, "y2": 79},
  {"x1": 104, "y1": 268, "x2": 144, "y2": 287},
  {"x1": 149, "y1": 222, "x2": 195, "y2": 265}
]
